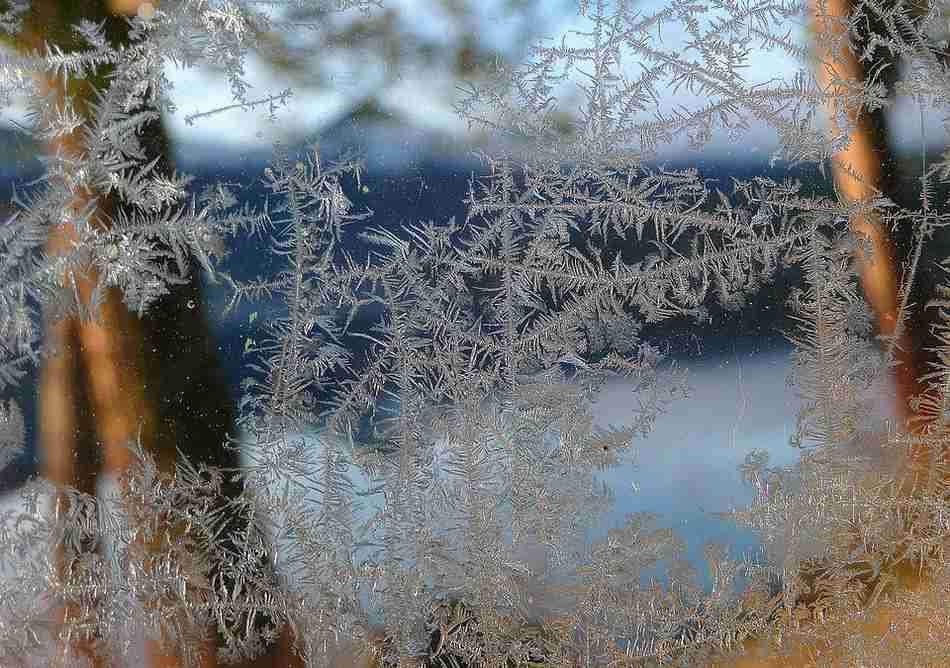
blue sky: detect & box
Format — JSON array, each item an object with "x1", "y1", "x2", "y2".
[
  {"x1": 2, "y1": 0, "x2": 947, "y2": 162},
  {"x1": 159, "y1": 0, "x2": 815, "y2": 160}
]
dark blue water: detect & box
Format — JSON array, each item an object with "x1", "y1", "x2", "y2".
[{"x1": 0, "y1": 144, "x2": 825, "y2": 492}]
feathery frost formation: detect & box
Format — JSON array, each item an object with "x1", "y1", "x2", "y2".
[{"x1": 2, "y1": 0, "x2": 950, "y2": 665}]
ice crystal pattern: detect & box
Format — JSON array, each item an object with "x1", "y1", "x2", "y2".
[{"x1": 2, "y1": 0, "x2": 950, "y2": 665}]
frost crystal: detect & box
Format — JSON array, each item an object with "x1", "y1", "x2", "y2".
[{"x1": 3, "y1": 0, "x2": 950, "y2": 665}]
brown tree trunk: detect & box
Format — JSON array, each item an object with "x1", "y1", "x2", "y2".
[
  {"x1": 809, "y1": 0, "x2": 925, "y2": 429},
  {"x1": 714, "y1": 0, "x2": 937, "y2": 664},
  {"x1": 12, "y1": 0, "x2": 300, "y2": 665}
]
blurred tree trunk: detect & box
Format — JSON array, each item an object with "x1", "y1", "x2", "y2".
[
  {"x1": 715, "y1": 0, "x2": 941, "y2": 664},
  {"x1": 810, "y1": 0, "x2": 930, "y2": 431},
  {"x1": 10, "y1": 0, "x2": 300, "y2": 665}
]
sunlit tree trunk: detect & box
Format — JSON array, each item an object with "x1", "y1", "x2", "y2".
[
  {"x1": 713, "y1": 0, "x2": 936, "y2": 664},
  {"x1": 809, "y1": 0, "x2": 925, "y2": 429},
  {"x1": 21, "y1": 1, "x2": 213, "y2": 664},
  {"x1": 8, "y1": 0, "x2": 300, "y2": 665}
]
